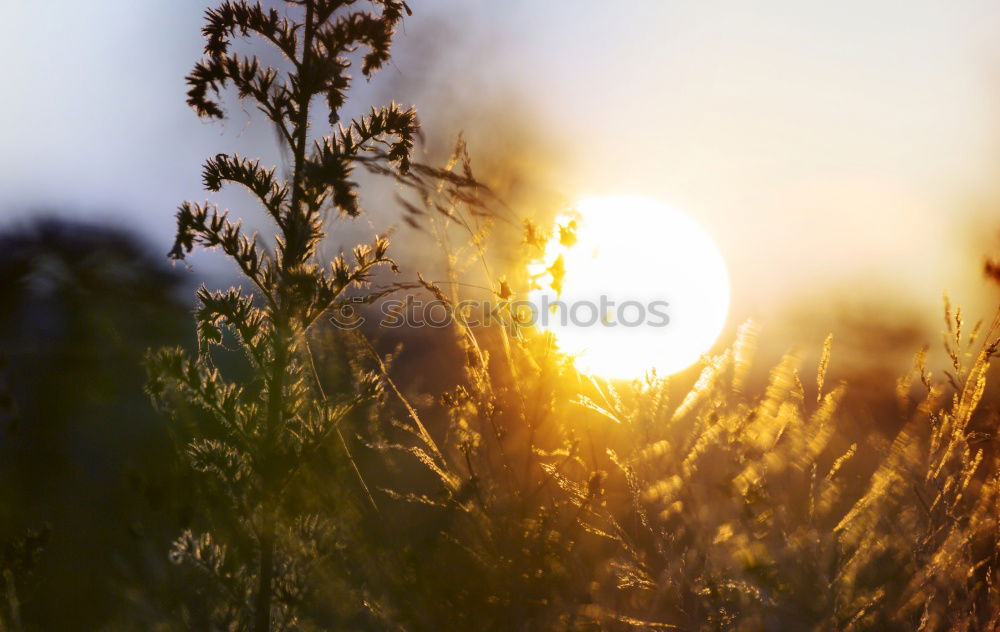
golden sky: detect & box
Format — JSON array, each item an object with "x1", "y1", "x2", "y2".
[
  {"x1": 3, "y1": 0, "x2": 1000, "y2": 346},
  {"x1": 397, "y1": 0, "x2": 1000, "y2": 342}
]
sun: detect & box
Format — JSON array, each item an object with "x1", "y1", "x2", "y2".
[{"x1": 527, "y1": 196, "x2": 730, "y2": 380}]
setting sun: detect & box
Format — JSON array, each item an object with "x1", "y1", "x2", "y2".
[
  {"x1": 528, "y1": 196, "x2": 730, "y2": 380},
  {"x1": 11, "y1": 2, "x2": 1000, "y2": 628}
]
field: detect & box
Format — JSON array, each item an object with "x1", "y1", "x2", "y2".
[{"x1": 0, "y1": 1, "x2": 999, "y2": 630}]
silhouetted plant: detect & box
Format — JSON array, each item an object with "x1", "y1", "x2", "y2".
[
  {"x1": 138, "y1": 3, "x2": 1000, "y2": 631},
  {"x1": 145, "y1": 1, "x2": 418, "y2": 629},
  {"x1": 355, "y1": 173, "x2": 1000, "y2": 630}
]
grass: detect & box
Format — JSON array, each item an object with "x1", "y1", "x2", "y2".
[
  {"x1": 137, "y1": 2, "x2": 1000, "y2": 628},
  {"x1": 325, "y1": 158, "x2": 1000, "y2": 630}
]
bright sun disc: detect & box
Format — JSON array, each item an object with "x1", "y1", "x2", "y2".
[{"x1": 527, "y1": 196, "x2": 730, "y2": 380}]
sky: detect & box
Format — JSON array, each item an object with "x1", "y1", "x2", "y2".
[{"x1": 3, "y1": 0, "x2": 1000, "y2": 350}]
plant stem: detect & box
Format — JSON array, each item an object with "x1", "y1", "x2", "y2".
[
  {"x1": 285, "y1": 0, "x2": 317, "y2": 270},
  {"x1": 253, "y1": 2, "x2": 316, "y2": 629},
  {"x1": 252, "y1": 522, "x2": 276, "y2": 632}
]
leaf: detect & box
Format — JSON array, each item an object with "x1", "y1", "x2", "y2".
[
  {"x1": 817, "y1": 333, "x2": 832, "y2": 402},
  {"x1": 202, "y1": 153, "x2": 288, "y2": 221},
  {"x1": 202, "y1": 1, "x2": 298, "y2": 59}
]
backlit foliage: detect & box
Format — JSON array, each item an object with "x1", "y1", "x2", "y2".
[
  {"x1": 352, "y1": 161, "x2": 1000, "y2": 630},
  {"x1": 146, "y1": 1, "x2": 415, "y2": 629},
  {"x1": 144, "y1": 2, "x2": 1000, "y2": 630}
]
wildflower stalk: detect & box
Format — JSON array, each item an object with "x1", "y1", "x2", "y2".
[{"x1": 146, "y1": 1, "x2": 415, "y2": 628}]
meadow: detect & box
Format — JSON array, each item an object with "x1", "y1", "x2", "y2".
[{"x1": 0, "y1": 1, "x2": 998, "y2": 630}]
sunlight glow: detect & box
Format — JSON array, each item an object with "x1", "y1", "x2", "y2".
[{"x1": 528, "y1": 196, "x2": 730, "y2": 380}]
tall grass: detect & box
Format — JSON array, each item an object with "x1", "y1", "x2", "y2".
[
  {"x1": 144, "y1": 2, "x2": 999, "y2": 629},
  {"x1": 338, "y1": 151, "x2": 1000, "y2": 631}
]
